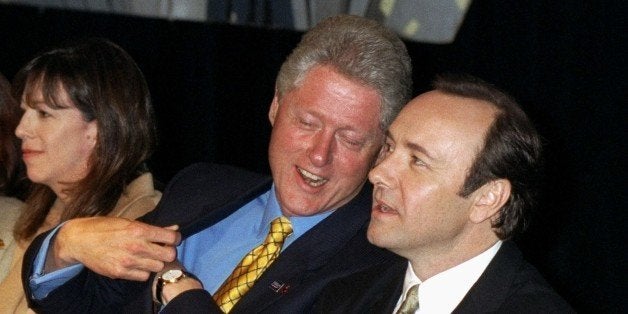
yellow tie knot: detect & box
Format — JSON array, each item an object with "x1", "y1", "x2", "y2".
[{"x1": 269, "y1": 216, "x2": 293, "y2": 243}]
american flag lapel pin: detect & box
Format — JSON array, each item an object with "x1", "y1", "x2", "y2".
[{"x1": 270, "y1": 281, "x2": 290, "y2": 294}]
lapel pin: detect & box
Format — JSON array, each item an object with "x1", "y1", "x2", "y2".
[{"x1": 270, "y1": 281, "x2": 290, "y2": 294}]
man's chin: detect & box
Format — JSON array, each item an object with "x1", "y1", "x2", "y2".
[
  {"x1": 281, "y1": 199, "x2": 326, "y2": 217},
  {"x1": 366, "y1": 227, "x2": 386, "y2": 248}
]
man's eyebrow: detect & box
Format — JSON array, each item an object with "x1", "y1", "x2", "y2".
[
  {"x1": 385, "y1": 130, "x2": 436, "y2": 161},
  {"x1": 405, "y1": 141, "x2": 436, "y2": 161}
]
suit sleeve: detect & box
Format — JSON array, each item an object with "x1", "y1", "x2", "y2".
[
  {"x1": 22, "y1": 228, "x2": 146, "y2": 313},
  {"x1": 20, "y1": 165, "x2": 200, "y2": 312},
  {"x1": 24, "y1": 224, "x2": 85, "y2": 300},
  {"x1": 22, "y1": 163, "x2": 269, "y2": 313},
  {"x1": 160, "y1": 290, "x2": 223, "y2": 314}
]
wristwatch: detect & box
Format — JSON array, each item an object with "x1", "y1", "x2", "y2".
[{"x1": 155, "y1": 269, "x2": 196, "y2": 304}]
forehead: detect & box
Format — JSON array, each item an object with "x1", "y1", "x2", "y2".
[
  {"x1": 282, "y1": 65, "x2": 382, "y2": 133},
  {"x1": 391, "y1": 91, "x2": 497, "y2": 157}
]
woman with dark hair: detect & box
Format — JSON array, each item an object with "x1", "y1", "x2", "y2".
[
  {"x1": 0, "y1": 38, "x2": 162, "y2": 312},
  {"x1": 0, "y1": 72, "x2": 29, "y2": 283}
]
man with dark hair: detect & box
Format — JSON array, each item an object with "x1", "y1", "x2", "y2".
[{"x1": 314, "y1": 74, "x2": 573, "y2": 313}]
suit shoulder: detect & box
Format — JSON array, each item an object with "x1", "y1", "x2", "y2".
[
  {"x1": 141, "y1": 163, "x2": 270, "y2": 227},
  {"x1": 502, "y1": 261, "x2": 575, "y2": 312},
  {"x1": 313, "y1": 257, "x2": 406, "y2": 313},
  {"x1": 328, "y1": 257, "x2": 406, "y2": 289},
  {"x1": 172, "y1": 163, "x2": 266, "y2": 186},
  {"x1": 161, "y1": 163, "x2": 268, "y2": 202}
]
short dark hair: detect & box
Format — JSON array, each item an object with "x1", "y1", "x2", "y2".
[{"x1": 433, "y1": 74, "x2": 543, "y2": 239}]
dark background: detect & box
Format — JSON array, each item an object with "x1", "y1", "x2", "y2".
[{"x1": 1, "y1": 1, "x2": 625, "y2": 312}]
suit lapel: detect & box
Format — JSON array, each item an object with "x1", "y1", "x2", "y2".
[
  {"x1": 312, "y1": 255, "x2": 406, "y2": 313},
  {"x1": 180, "y1": 178, "x2": 272, "y2": 238},
  {"x1": 364, "y1": 260, "x2": 406, "y2": 313},
  {"x1": 140, "y1": 163, "x2": 272, "y2": 238},
  {"x1": 232, "y1": 184, "x2": 374, "y2": 312},
  {"x1": 453, "y1": 241, "x2": 522, "y2": 313},
  {"x1": 281, "y1": 183, "x2": 373, "y2": 269}
]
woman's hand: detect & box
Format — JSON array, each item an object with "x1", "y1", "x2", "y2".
[{"x1": 46, "y1": 216, "x2": 181, "y2": 281}]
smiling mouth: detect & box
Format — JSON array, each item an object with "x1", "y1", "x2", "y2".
[{"x1": 297, "y1": 167, "x2": 328, "y2": 187}]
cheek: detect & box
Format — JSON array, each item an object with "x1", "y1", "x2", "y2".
[
  {"x1": 403, "y1": 187, "x2": 468, "y2": 235},
  {"x1": 272, "y1": 123, "x2": 307, "y2": 151},
  {"x1": 65, "y1": 128, "x2": 97, "y2": 162},
  {"x1": 80, "y1": 140, "x2": 96, "y2": 158},
  {"x1": 61, "y1": 139, "x2": 94, "y2": 169},
  {"x1": 338, "y1": 143, "x2": 380, "y2": 171},
  {"x1": 335, "y1": 154, "x2": 375, "y2": 185},
  {"x1": 399, "y1": 182, "x2": 438, "y2": 219}
]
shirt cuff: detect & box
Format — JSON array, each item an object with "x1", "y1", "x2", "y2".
[{"x1": 29, "y1": 223, "x2": 85, "y2": 299}]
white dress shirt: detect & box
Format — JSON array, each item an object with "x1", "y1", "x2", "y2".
[{"x1": 393, "y1": 241, "x2": 502, "y2": 313}]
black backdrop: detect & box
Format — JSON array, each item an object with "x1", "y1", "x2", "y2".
[{"x1": 0, "y1": 1, "x2": 625, "y2": 312}]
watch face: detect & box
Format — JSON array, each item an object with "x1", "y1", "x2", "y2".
[{"x1": 162, "y1": 269, "x2": 184, "y2": 281}]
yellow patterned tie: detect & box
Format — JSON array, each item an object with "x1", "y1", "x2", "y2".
[{"x1": 213, "y1": 216, "x2": 293, "y2": 313}]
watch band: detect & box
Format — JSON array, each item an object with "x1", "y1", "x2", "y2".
[{"x1": 155, "y1": 269, "x2": 199, "y2": 305}]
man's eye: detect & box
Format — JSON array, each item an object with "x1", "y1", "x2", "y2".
[
  {"x1": 345, "y1": 140, "x2": 362, "y2": 149},
  {"x1": 412, "y1": 156, "x2": 428, "y2": 168},
  {"x1": 299, "y1": 119, "x2": 314, "y2": 127},
  {"x1": 383, "y1": 141, "x2": 393, "y2": 152},
  {"x1": 338, "y1": 134, "x2": 366, "y2": 150}
]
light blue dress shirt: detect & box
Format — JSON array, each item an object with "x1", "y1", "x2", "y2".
[
  {"x1": 179, "y1": 185, "x2": 331, "y2": 294},
  {"x1": 29, "y1": 184, "x2": 332, "y2": 299}
]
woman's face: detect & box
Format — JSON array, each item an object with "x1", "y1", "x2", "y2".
[{"x1": 15, "y1": 84, "x2": 97, "y2": 197}]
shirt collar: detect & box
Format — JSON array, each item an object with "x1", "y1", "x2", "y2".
[
  {"x1": 259, "y1": 185, "x2": 333, "y2": 240},
  {"x1": 400, "y1": 241, "x2": 503, "y2": 313}
]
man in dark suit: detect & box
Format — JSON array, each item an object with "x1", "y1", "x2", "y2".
[
  {"x1": 314, "y1": 74, "x2": 573, "y2": 313},
  {"x1": 22, "y1": 15, "x2": 412, "y2": 313}
]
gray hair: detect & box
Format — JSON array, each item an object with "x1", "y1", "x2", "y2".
[{"x1": 276, "y1": 15, "x2": 412, "y2": 130}]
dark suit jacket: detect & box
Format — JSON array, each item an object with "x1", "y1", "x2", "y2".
[
  {"x1": 313, "y1": 241, "x2": 574, "y2": 313},
  {"x1": 23, "y1": 163, "x2": 399, "y2": 313}
]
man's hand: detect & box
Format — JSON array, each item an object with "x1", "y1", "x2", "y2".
[{"x1": 46, "y1": 217, "x2": 181, "y2": 281}]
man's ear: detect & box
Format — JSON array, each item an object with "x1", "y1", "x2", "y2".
[
  {"x1": 268, "y1": 91, "x2": 280, "y2": 126},
  {"x1": 469, "y1": 179, "x2": 511, "y2": 224}
]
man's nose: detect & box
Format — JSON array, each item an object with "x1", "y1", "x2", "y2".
[
  {"x1": 368, "y1": 151, "x2": 396, "y2": 187},
  {"x1": 308, "y1": 131, "x2": 334, "y2": 167}
]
